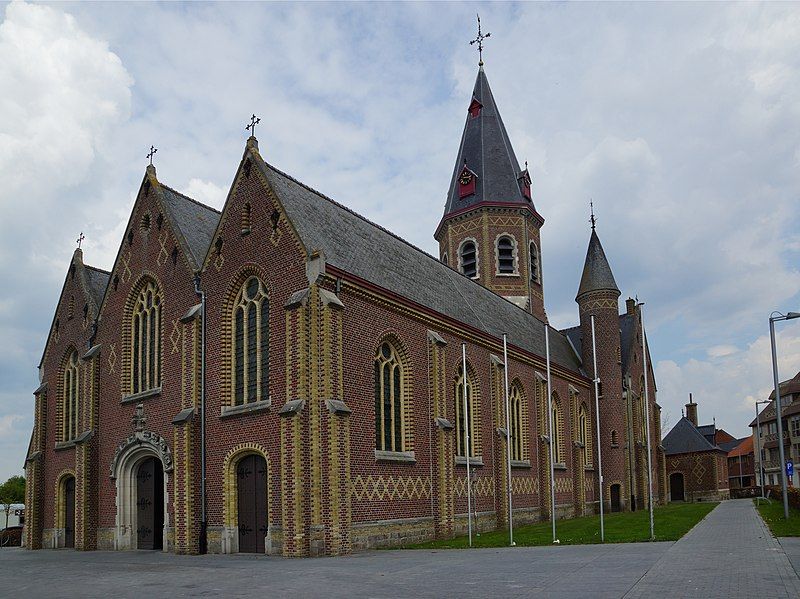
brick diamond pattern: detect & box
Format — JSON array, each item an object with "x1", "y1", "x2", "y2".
[
  {"x1": 454, "y1": 476, "x2": 495, "y2": 498},
  {"x1": 350, "y1": 475, "x2": 431, "y2": 501},
  {"x1": 170, "y1": 320, "x2": 181, "y2": 354}
]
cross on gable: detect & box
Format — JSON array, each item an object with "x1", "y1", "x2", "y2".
[
  {"x1": 469, "y1": 14, "x2": 491, "y2": 66},
  {"x1": 132, "y1": 403, "x2": 147, "y2": 432},
  {"x1": 76, "y1": 232, "x2": 85, "y2": 249},
  {"x1": 246, "y1": 114, "x2": 261, "y2": 137},
  {"x1": 147, "y1": 145, "x2": 158, "y2": 165}
]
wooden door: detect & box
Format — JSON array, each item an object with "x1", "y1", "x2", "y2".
[
  {"x1": 64, "y1": 477, "x2": 75, "y2": 548},
  {"x1": 237, "y1": 454, "x2": 268, "y2": 553},
  {"x1": 670, "y1": 472, "x2": 685, "y2": 502},
  {"x1": 610, "y1": 483, "x2": 621, "y2": 513},
  {"x1": 136, "y1": 457, "x2": 164, "y2": 550}
]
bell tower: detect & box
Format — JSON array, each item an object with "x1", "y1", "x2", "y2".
[{"x1": 434, "y1": 66, "x2": 547, "y2": 321}]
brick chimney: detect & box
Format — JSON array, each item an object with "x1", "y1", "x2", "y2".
[
  {"x1": 626, "y1": 297, "x2": 636, "y2": 315},
  {"x1": 685, "y1": 393, "x2": 698, "y2": 426}
]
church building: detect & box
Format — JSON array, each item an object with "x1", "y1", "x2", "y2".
[{"x1": 24, "y1": 58, "x2": 666, "y2": 556}]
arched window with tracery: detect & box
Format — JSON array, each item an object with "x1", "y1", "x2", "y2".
[
  {"x1": 496, "y1": 235, "x2": 516, "y2": 274},
  {"x1": 374, "y1": 341, "x2": 404, "y2": 452},
  {"x1": 578, "y1": 403, "x2": 592, "y2": 466},
  {"x1": 458, "y1": 240, "x2": 478, "y2": 278},
  {"x1": 509, "y1": 383, "x2": 524, "y2": 461},
  {"x1": 455, "y1": 368, "x2": 478, "y2": 457},
  {"x1": 131, "y1": 281, "x2": 162, "y2": 394},
  {"x1": 530, "y1": 242, "x2": 540, "y2": 283},
  {"x1": 551, "y1": 396, "x2": 564, "y2": 464},
  {"x1": 62, "y1": 350, "x2": 79, "y2": 441},
  {"x1": 233, "y1": 277, "x2": 269, "y2": 406}
]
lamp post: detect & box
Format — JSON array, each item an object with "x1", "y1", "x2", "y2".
[
  {"x1": 769, "y1": 311, "x2": 800, "y2": 520},
  {"x1": 754, "y1": 399, "x2": 770, "y2": 501}
]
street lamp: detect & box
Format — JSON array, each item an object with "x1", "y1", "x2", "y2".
[
  {"x1": 754, "y1": 399, "x2": 771, "y2": 501},
  {"x1": 769, "y1": 311, "x2": 800, "y2": 520}
]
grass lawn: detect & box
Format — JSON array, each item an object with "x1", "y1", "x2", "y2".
[
  {"x1": 755, "y1": 499, "x2": 800, "y2": 537},
  {"x1": 406, "y1": 502, "x2": 718, "y2": 549}
]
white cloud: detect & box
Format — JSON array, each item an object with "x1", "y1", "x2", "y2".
[{"x1": 181, "y1": 178, "x2": 226, "y2": 211}]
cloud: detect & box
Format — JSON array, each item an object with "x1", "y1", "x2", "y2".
[{"x1": 181, "y1": 178, "x2": 226, "y2": 211}]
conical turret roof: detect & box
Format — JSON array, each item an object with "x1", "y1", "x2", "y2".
[
  {"x1": 576, "y1": 229, "x2": 620, "y2": 299},
  {"x1": 443, "y1": 67, "x2": 533, "y2": 217}
]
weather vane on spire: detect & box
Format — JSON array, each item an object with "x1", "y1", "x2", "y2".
[
  {"x1": 470, "y1": 14, "x2": 491, "y2": 67},
  {"x1": 147, "y1": 145, "x2": 158, "y2": 166},
  {"x1": 76, "y1": 232, "x2": 85, "y2": 249},
  {"x1": 246, "y1": 114, "x2": 261, "y2": 138},
  {"x1": 589, "y1": 199, "x2": 596, "y2": 230}
]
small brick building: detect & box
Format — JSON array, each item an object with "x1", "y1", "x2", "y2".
[
  {"x1": 663, "y1": 397, "x2": 730, "y2": 502},
  {"x1": 24, "y1": 64, "x2": 665, "y2": 556}
]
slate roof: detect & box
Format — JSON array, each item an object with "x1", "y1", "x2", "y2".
[
  {"x1": 663, "y1": 416, "x2": 724, "y2": 455},
  {"x1": 84, "y1": 265, "x2": 110, "y2": 308},
  {"x1": 159, "y1": 185, "x2": 221, "y2": 271},
  {"x1": 576, "y1": 229, "x2": 620, "y2": 300},
  {"x1": 697, "y1": 424, "x2": 716, "y2": 444},
  {"x1": 443, "y1": 67, "x2": 533, "y2": 217},
  {"x1": 559, "y1": 311, "x2": 638, "y2": 375},
  {"x1": 255, "y1": 157, "x2": 582, "y2": 374}
]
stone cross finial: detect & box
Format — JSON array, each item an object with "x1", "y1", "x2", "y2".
[
  {"x1": 147, "y1": 145, "x2": 158, "y2": 166},
  {"x1": 246, "y1": 114, "x2": 261, "y2": 137},
  {"x1": 76, "y1": 232, "x2": 85, "y2": 249},
  {"x1": 590, "y1": 200, "x2": 596, "y2": 230},
  {"x1": 470, "y1": 14, "x2": 491, "y2": 67},
  {"x1": 132, "y1": 403, "x2": 147, "y2": 432}
]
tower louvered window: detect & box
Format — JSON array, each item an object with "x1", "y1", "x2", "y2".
[
  {"x1": 233, "y1": 277, "x2": 269, "y2": 406},
  {"x1": 460, "y1": 241, "x2": 477, "y2": 278},
  {"x1": 131, "y1": 281, "x2": 162, "y2": 394},
  {"x1": 530, "y1": 242, "x2": 540, "y2": 283},
  {"x1": 455, "y1": 370, "x2": 476, "y2": 457},
  {"x1": 509, "y1": 385, "x2": 524, "y2": 461},
  {"x1": 497, "y1": 235, "x2": 515, "y2": 274},
  {"x1": 62, "y1": 350, "x2": 80, "y2": 441},
  {"x1": 374, "y1": 342, "x2": 404, "y2": 452}
]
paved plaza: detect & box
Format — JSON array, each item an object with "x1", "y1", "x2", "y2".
[{"x1": 1, "y1": 500, "x2": 798, "y2": 598}]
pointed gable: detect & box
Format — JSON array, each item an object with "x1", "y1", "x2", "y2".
[
  {"x1": 576, "y1": 229, "x2": 620, "y2": 300},
  {"x1": 663, "y1": 417, "x2": 723, "y2": 455},
  {"x1": 158, "y1": 185, "x2": 220, "y2": 271},
  {"x1": 444, "y1": 67, "x2": 533, "y2": 217}
]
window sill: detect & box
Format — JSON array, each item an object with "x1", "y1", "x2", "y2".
[
  {"x1": 510, "y1": 460, "x2": 531, "y2": 469},
  {"x1": 375, "y1": 450, "x2": 416, "y2": 463},
  {"x1": 554, "y1": 463, "x2": 567, "y2": 471},
  {"x1": 121, "y1": 387, "x2": 161, "y2": 404},
  {"x1": 610, "y1": 444, "x2": 619, "y2": 449},
  {"x1": 54, "y1": 440, "x2": 76, "y2": 451},
  {"x1": 584, "y1": 465, "x2": 595, "y2": 471},
  {"x1": 495, "y1": 272, "x2": 520, "y2": 278},
  {"x1": 455, "y1": 456, "x2": 484, "y2": 467},
  {"x1": 220, "y1": 399, "x2": 272, "y2": 418}
]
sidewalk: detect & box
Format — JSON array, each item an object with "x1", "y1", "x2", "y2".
[{"x1": 624, "y1": 499, "x2": 800, "y2": 598}]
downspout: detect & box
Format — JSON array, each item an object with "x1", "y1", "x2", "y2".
[{"x1": 194, "y1": 273, "x2": 207, "y2": 554}]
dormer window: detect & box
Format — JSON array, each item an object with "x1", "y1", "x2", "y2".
[
  {"x1": 468, "y1": 97, "x2": 483, "y2": 118},
  {"x1": 519, "y1": 168, "x2": 532, "y2": 200},
  {"x1": 458, "y1": 165, "x2": 477, "y2": 199}
]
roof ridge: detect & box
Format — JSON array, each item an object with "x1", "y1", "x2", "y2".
[
  {"x1": 262, "y1": 159, "x2": 556, "y2": 330},
  {"x1": 160, "y1": 183, "x2": 222, "y2": 215}
]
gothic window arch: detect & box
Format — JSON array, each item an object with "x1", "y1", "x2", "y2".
[
  {"x1": 455, "y1": 364, "x2": 480, "y2": 457},
  {"x1": 232, "y1": 277, "x2": 269, "y2": 406},
  {"x1": 529, "y1": 241, "x2": 540, "y2": 283},
  {"x1": 496, "y1": 234, "x2": 518, "y2": 275},
  {"x1": 551, "y1": 394, "x2": 564, "y2": 464},
  {"x1": 374, "y1": 340, "x2": 406, "y2": 452},
  {"x1": 458, "y1": 238, "x2": 479, "y2": 279},
  {"x1": 62, "y1": 350, "x2": 80, "y2": 442},
  {"x1": 130, "y1": 280, "x2": 162, "y2": 394},
  {"x1": 508, "y1": 381, "x2": 528, "y2": 461},
  {"x1": 578, "y1": 403, "x2": 592, "y2": 466},
  {"x1": 639, "y1": 377, "x2": 647, "y2": 441}
]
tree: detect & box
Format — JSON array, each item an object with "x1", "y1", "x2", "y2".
[{"x1": 0, "y1": 475, "x2": 25, "y2": 529}]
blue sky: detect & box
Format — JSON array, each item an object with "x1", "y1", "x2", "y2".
[{"x1": 1, "y1": 1, "x2": 800, "y2": 481}]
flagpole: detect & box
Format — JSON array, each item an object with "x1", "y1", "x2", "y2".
[
  {"x1": 502, "y1": 333, "x2": 515, "y2": 546},
  {"x1": 639, "y1": 303, "x2": 655, "y2": 541},
  {"x1": 590, "y1": 315, "x2": 605, "y2": 542},
  {"x1": 545, "y1": 325, "x2": 557, "y2": 543},
  {"x1": 462, "y1": 342, "x2": 473, "y2": 547}
]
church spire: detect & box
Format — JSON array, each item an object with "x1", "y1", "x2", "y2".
[
  {"x1": 576, "y1": 227, "x2": 620, "y2": 300},
  {"x1": 442, "y1": 67, "x2": 533, "y2": 219}
]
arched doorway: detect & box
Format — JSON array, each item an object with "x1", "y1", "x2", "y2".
[
  {"x1": 610, "y1": 484, "x2": 622, "y2": 512},
  {"x1": 237, "y1": 454, "x2": 268, "y2": 553},
  {"x1": 64, "y1": 476, "x2": 75, "y2": 548},
  {"x1": 136, "y1": 457, "x2": 164, "y2": 550},
  {"x1": 670, "y1": 472, "x2": 685, "y2": 502}
]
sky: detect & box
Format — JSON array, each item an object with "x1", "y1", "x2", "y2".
[{"x1": 1, "y1": 1, "x2": 800, "y2": 482}]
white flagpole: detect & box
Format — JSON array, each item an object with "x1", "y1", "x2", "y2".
[
  {"x1": 502, "y1": 333, "x2": 515, "y2": 546},
  {"x1": 639, "y1": 303, "x2": 655, "y2": 541},
  {"x1": 462, "y1": 342, "x2": 473, "y2": 547},
  {"x1": 590, "y1": 315, "x2": 605, "y2": 542},
  {"x1": 545, "y1": 325, "x2": 557, "y2": 543}
]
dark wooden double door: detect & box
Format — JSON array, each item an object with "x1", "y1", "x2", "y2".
[
  {"x1": 136, "y1": 457, "x2": 164, "y2": 550},
  {"x1": 670, "y1": 472, "x2": 685, "y2": 502},
  {"x1": 237, "y1": 454, "x2": 268, "y2": 553},
  {"x1": 64, "y1": 476, "x2": 75, "y2": 548}
]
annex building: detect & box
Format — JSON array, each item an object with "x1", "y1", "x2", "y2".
[{"x1": 25, "y1": 62, "x2": 666, "y2": 556}]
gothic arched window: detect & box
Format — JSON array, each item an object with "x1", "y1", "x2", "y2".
[
  {"x1": 530, "y1": 242, "x2": 540, "y2": 283},
  {"x1": 459, "y1": 240, "x2": 478, "y2": 278},
  {"x1": 374, "y1": 342, "x2": 404, "y2": 452},
  {"x1": 455, "y1": 368, "x2": 477, "y2": 457},
  {"x1": 578, "y1": 403, "x2": 592, "y2": 465},
  {"x1": 233, "y1": 277, "x2": 269, "y2": 405},
  {"x1": 509, "y1": 383, "x2": 524, "y2": 461},
  {"x1": 497, "y1": 235, "x2": 516, "y2": 274},
  {"x1": 551, "y1": 397, "x2": 564, "y2": 464},
  {"x1": 62, "y1": 350, "x2": 79, "y2": 441},
  {"x1": 131, "y1": 281, "x2": 162, "y2": 394}
]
